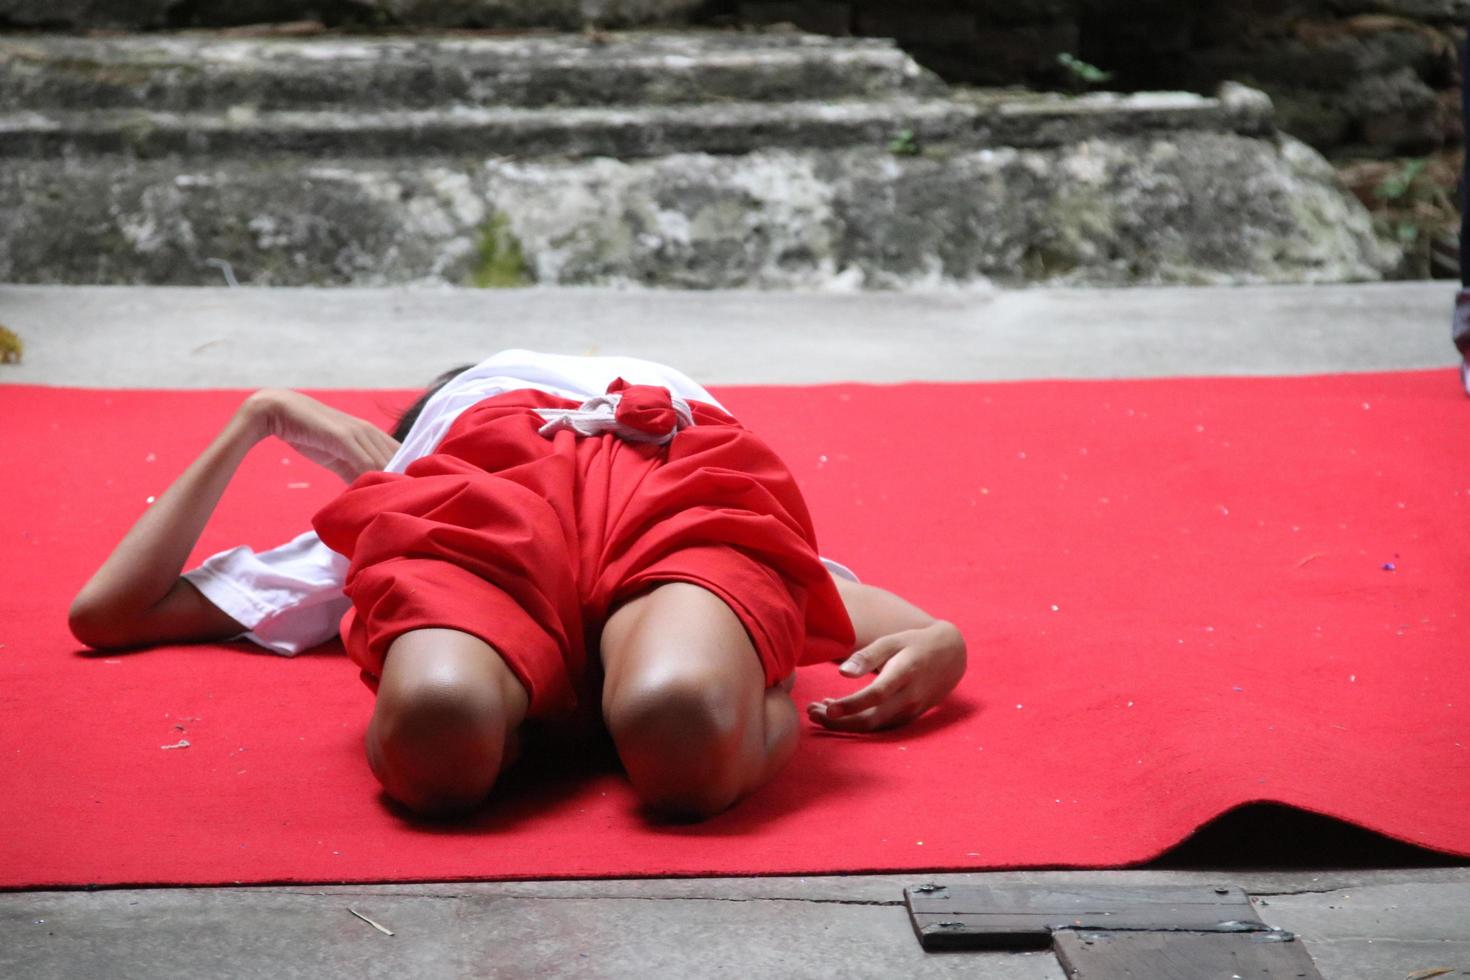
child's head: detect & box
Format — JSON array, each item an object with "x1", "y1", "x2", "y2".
[{"x1": 393, "y1": 365, "x2": 474, "y2": 442}]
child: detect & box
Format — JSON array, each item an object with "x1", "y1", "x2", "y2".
[{"x1": 70, "y1": 351, "x2": 966, "y2": 820}]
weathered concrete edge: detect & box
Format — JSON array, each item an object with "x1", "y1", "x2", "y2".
[{"x1": 7, "y1": 866, "x2": 1466, "y2": 902}]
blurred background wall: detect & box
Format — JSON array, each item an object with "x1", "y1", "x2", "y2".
[{"x1": 2, "y1": 0, "x2": 1458, "y2": 283}]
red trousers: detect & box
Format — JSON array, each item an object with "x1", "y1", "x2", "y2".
[{"x1": 312, "y1": 386, "x2": 854, "y2": 721}]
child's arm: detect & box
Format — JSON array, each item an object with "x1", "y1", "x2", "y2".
[
  {"x1": 68, "y1": 390, "x2": 398, "y2": 651},
  {"x1": 805, "y1": 575, "x2": 967, "y2": 732}
]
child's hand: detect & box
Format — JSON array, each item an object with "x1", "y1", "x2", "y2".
[
  {"x1": 806, "y1": 621, "x2": 966, "y2": 732},
  {"x1": 244, "y1": 389, "x2": 400, "y2": 482}
]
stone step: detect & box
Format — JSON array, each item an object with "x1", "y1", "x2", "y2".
[
  {"x1": 0, "y1": 136, "x2": 1395, "y2": 290},
  {"x1": 0, "y1": 90, "x2": 1269, "y2": 160},
  {"x1": 0, "y1": 98, "x2": 972, "y2": 159},
  {"x1": 0, "y1": 32, "x2": 938, "y2": 112},
  {"x1": 0, "y1": 28, "x2": 1382, "y2": 290}
]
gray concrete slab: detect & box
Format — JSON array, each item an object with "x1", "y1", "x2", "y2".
[
  {"x1": 3, "y1": 881, "x2": 1063, "y2": 980},
  {"x1": 3, "y1": 282, "x2": 1466, "y2": 980},
  {"x1": 0, "y1": 280, "x2": 1456, "y2": 389},
  {"x1": 5, "y1": 871, "x2": 1468, "y2": 979}
]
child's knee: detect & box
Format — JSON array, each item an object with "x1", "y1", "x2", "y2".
[
  {"x1": 604, "y1": 667, "x2": 751, "y2": 819},
  {"x1": 365, "y1": 628, "x2": 529, "y2": 816},
  {"x1": 368, "y1": 673, "x2": 514, "y2": 816}
]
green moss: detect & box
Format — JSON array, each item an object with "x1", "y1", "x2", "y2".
[
  {"x1": 470, "y1": 213, "x2": 532, "y2": 288},
  {"x1": 1020, "y1": 243, "x2": 1078, "y2": 279},
  {"x1": 887, "y1": 129, "x2": 922, "y2": 157},
  {"x1": 0, "y1": 324, "x2": 22, "y2": 364},
  {"x1": 1056, "y1": 53, "x2": 1113, "y2": 88}
]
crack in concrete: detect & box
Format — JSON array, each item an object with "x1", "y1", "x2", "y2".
[
  {"x1": 511, "y1": 895, "x2": 908, "y2": 909},
  {"x1": 1249, "y1": 885, "x2": 1357, "y2": 898},
  {"x1": 1060, "y1": 925, "x2": 1290, "y2": 939},
  {"x1": 248, "y1": 888, "x2": 905, "y2": 908}
]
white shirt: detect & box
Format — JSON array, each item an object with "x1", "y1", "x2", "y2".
[{"x1": 184, "y1": 350, "x2": 856, "y2": 655}]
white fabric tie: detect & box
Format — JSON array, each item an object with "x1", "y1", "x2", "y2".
[{"x1": 534, "y1": 391, "x2": 695, "y2": 446}]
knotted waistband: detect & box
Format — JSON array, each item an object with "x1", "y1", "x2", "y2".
[{"x1": 534, "y1": 377, "x2": 696, "y2": 446}]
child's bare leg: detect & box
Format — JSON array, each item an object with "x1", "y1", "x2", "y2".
[
  {"x1": 600, "y1": 582, "x2": 797, "y2": 820},
  {"x1": 366, "y1": 627, "x2": 529, "y2": 817}
]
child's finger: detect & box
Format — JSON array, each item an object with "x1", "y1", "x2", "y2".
[
  {"x1": 838, "y1": 634, "x2": 904, "y2": 677},
  {"x1": 369, "y1": 428, "x2": 401, "y2": 466},
  {"x1": 806, "y1": 698, "x2": 899, "y2": 733},
  {"x1": 357, "y1": 428, "x2": 396, "y2": 470},
  {"x1": 341, "y1": 426, "x2": 397, "y2": 475},
  {"x1": 816, "y1": 674, "x2": 905, "y2": 719},
  {"x1": 334, "y1": 433, "x2": 379, "y2": 478}
]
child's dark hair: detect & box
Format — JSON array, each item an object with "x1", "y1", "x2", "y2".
[{"x1": 392, "y1": 365, "x2": 474, "y2": 443}]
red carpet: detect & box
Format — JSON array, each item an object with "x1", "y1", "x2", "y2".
[{"x1": 2, "y1": 372, "x2": 1467, "y2": 888}]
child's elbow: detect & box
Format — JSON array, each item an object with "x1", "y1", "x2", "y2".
[{"x1": 67, "y1": 594, "x2": 129, "y2": 650}]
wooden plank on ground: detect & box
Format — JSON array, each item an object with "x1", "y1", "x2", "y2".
[
  {"x1": 905, "y1": 883, "x2": 1267, "y2": 951},
  {"x1": 1053, "y1": 930, "x2": 1325, "y2": 979}
]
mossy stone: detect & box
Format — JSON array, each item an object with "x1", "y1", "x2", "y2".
[{"x1": 470, "y1": 213, "x2": 533, "y2": 288}]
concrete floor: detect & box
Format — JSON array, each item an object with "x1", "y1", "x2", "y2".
[
  {"x1": 1, "y1": 280, "x2": 1458, "y2": 388},
  {"x1": 2, "y1": 281, "x2": 1467, "y2": 980}
]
